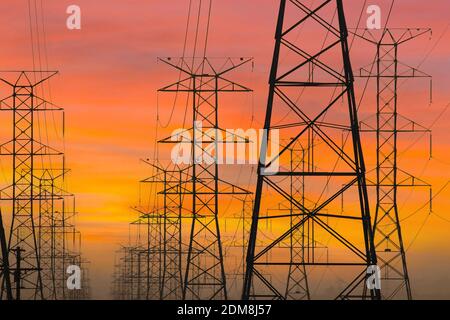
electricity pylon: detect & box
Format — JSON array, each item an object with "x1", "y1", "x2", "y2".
[
  {"x1": 243, "y1": 0, "x2": 380, "y2": 300},
  {"x1": 158, "y1": 57, "x2": 252, "y2": 300},
  {"x1": 131, "y1": 210, "x2": 164, "y2": 300},
  {"x1": 114, "y1": 245, "x2": 147, "y2": 300},
  {"x1": 141, "y1": 161, "x2": 190, "y2": 300},
  {"x1": 224, "y1": 196, "x2": 255, "y2": 299},
  {"x1": 113, "y1": 162, "x2": 190, "y2": 300},
  {"x1": 0, "y1": 71, "x2": 62, "y2": 299},
  {"x1": 115, "y1": 211, "x2": 164, "y2": 300},
  {"x1": 285, "y1": 140, "x2": 310, "y2": 300},
  {"x1": 112, "y1": 245, "x2": 146, "y2": 300},
  {"x1": 357, "y1": 28, "x2": 433, "y2": 300},
  {"x1": 38, "y1": 172, "x2": 59, "y2": 300},
  {"x1": 37, "y1": 169, "x2": 75, "y2": 300},
  {"x1": 0, "y1": 71, "x2": 88, "y2": 300}
]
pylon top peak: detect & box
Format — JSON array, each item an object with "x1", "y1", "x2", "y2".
[{"x1": 0, "y1": 71, "x2": 58, "y2": 87}]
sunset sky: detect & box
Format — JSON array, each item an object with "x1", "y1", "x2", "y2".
[{"x1": 0, "y1": 0, "x2": 449, "y2": 299}]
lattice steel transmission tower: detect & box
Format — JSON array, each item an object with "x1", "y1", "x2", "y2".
[
  {"x1": 111, "y1": 162, "x2": 190, "y2": 300},
  {"x1": 132, "y1": 210, "x2": 164, "y2": 300},
  {"x1": 224, "y1": 195, "x2": 255, "y2": 299},
  {"x1": 111, "y1": 247, "x2": 129, "y2": 300},
  {"x1": 38, "y1": 171, "x2": 60, "y2": 300},
  {"x1": 243, "y1": 0, "x2": 380, "y2": 300},
  {"x1": 113, "y1": 207, "x2": 170, "y2": 300},
  {"x1": 112, "y1": 210, "x2": 164, "y2": 300},
  {"x1": 141, "y1": 161, "x2": 190, "y2": 300},
  {"x1": 0, "y1": 71, "x2": 61, "y2": 300},
  {"x1": 113, "y1": 245, "x2": 146, "y2": 300},
  {"x1": 158, "y1": 57, "x2": 252, "y2": 300},
  {"x1": 0, "y1": 71, "x2": 88, "y2": 300},
  {"x1": 285, "y1": 140, "x2": 310, "y2": 300},
  {"x1": 357, "y1": 28, "x2": 433, "y2": 300}
]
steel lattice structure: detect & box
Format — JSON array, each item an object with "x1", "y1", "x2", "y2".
[
  {"x1": 112, "y1": 246, "x2": 148, "y2": 300},
  {"x1": 0, "y1": 71, "x2": 61, "y2": 299},
  {"x1": 134, "y1": 211, "x2": 164, "y2": 300},
  {"x1": 158, "y1": 57, "x2": 252, "y2": 300},
  {"x1": 112, "y1": 212, "x2": 163, "y2": 301},
  {"x1": 112, "y1": 162, "x2": 191, "y2": 300},
  {"x1": 225, "y1": 196, "x2": 255, "y2": 299},
  {"x1": 357, "y1": 28, "x2": 433, "y2": 300},
  {"x1": 141, "y1": 162, "x2": 190, "y2": 300},
  {"x1": 38, "y1": 172, "x2": 58, "y2": 300},
  {"x1": 243, "y1": 0, "x2": 380, "y2": 300},
  {"x1": 0, "y1": 71, "x2": 89, "y2": 300},
  {"x1": 285, "y1": 140, "x2": 310, "y2": 300}
]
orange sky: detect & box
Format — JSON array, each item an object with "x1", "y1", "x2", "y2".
[{"x1": 0, "y1": 0, "x2": 449, "y2": 299}]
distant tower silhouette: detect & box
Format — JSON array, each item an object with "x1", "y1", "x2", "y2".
[
  {"x1": 357, "y1": 28, "x2": 433, "y2": 300},
  {"x1": 158, "y1": 57, "x2": 252, "y2": 299}
]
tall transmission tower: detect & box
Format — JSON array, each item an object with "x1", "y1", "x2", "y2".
[
  {"x1": 132, "y1": 210, "x2": 164, "y2": 300},
  {"x1": 141, "y1": 161, "x2": 190, "y2": 300},
  {"x1": 113, "y1": 211, "x2": 163, "y2": 300},
  {"x1": 0, "y1": 71, "x2": 61, "y2": 300},
  {"x1": 158, "y1": 57, "x2": 252, "y2": 300},
  {"x1": 113, "y1": 245, "x2": 146, "y2": 300},
  {"x1": 0, "y1": 71, "x2": 89, "y2": 300},
  {"x1": 111, "y1": 247, "x2": 129, "y2": 300},
  {"x1": 357, "y1": 28, "x2": 433, "y2": 300},
  {"x1": 285, "y1": 140, "x2": 310, "y2": 300},
  {"x1": 111, "y1": 158, "x2": 191, "y2": 300},
  {"x1": 224, "y1": 195, "x2": 255, "y2": 299},
  {"x1": 38, "y1": 171, "x2": 60, "y2": 300},
  {"x1": 243, "y1": 0, "x2": 380, "y2": 300},
  {"x1": 36, "y1": 171, "x2": 86, "y2": 300}
]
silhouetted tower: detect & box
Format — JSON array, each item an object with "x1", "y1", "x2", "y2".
[
  {"x1": 243, "y1": 0, "x2": 380, "y2": 300},
  {"x1": 115, "y1": 245, "x2": 143, "y2": 300},
  {"x1": 112, "y1": 246, "x2": 137, "y2": 300},
  {"x1": 0, "y1": 71, "x2": 87, "y2": 300},
  {"x1": 357, "y1": 28, "x2": 433, "y2": 300},
  {"x1": 141, "y1": 161, "x2": 189, "y2": 300},
  {"x1": 0, "y1": 71, "x2": 62, "y2": 299},
  {"x1": 38, "y1": 172, "x2": 57, "y2": 299},
  {"x1": 58, "y1": 196, "x2": 88, "y2": 300},
  {"x1": 131, "y1": 210, "x2": 164, "y2": 300},
  {"x1": 37, "y1": 169, "x2": 78, "y2": 300},
  {"x1": 285, "y1": 140, "x2": 310, "y2": 300},
  {"x1": 158, "y1": 57, "x2": 252, "y2": 299},
  {"x1": 225, "y1": 195, "x2": 255, "y2": 299}
]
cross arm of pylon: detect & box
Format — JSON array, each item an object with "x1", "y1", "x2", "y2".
[
  {"x1": 157, "y1": 57, "x2": 194, "y2": 76},
  {"x1": 358, "y1": 62, "x2": 431, "y2": 79},
  {"x1": 359, "y1": 113, "x2": 431, "y2": 133},
  {"x1": 0, "y1": 70, "x2": 58, "y2": 87},
  {"x1": 215, "y1": 57, "x2": 253, "y2": 76},
  {"x1": 350, "y1": 28, "x2": 432, "y2": 46}
]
